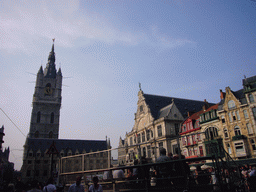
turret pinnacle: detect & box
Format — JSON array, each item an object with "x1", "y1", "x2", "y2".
[{"x1": 44, "y1": 39, "x2": 57, "y2": 78}]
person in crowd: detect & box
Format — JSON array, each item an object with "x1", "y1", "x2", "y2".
[
  {"x1": 155, "y1": 148, "x2": 170, "y2": 177},
  {"x1": 248, "y1": 167, "x2": 256, "y2": 191},
  {"x1": 27, "y1": 180, "x2": 42, "y2": 192},
  {"x1": 88, "y1": 176, "x2": 103, "y2": 192},
  {"x1": 68, "y1": 176, "x2": 84, "y2": 192},
  {"x1": 195, "y1": 165, "x2": 209, "y2": 186},
  {"x1": 209, "y1": 168, "x2": 219, "y2": 191},
  {"x1": 168, "y1": 152, "x2": 173, "y2": 160},
  {"x1": 43, "y1": 177, "x2": 56, "y2": 192},
  {"x1": 103, "y1": 166, "x2": 113, "y2": 182},
  {"x1": 113, "y1": 168, "x2": 125, "y2": 180},
  {"x1": 126, "y1": 168, "x2": 133, "y2": 180}
]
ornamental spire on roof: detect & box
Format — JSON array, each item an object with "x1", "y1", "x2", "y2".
[{"x1": 44, "y1": 39, "x2": 57, "y2": 78}]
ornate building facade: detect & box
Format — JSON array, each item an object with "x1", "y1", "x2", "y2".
[
  {"x1": 21, "y1": 42, "x2": 110, "y2": 183},
  {"x1": 119, "y1": 88, "x2": 214, "y2": 165}
]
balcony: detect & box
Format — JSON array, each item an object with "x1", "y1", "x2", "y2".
[{"x1": 232, "y1": 135, "x2": 247, "y2": 141}]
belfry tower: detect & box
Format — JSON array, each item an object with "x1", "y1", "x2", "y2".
[{"x1": 28, "y1": 41, "x2": 62, "y2": 139}]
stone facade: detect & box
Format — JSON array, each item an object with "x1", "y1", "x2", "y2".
[
  {"x1": 21, "y1": 43, "x2": 110, "y2": 183},
  {"x1": 218, "y1": 84, "x2": 256, "y2": 160},
  {"x1": 119, "y1": 89, "x2": 214, "y2": 165}
]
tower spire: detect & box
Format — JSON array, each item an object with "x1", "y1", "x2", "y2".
[{"x1": 44, "y1": 39, "x2": 57, "y2": 78}]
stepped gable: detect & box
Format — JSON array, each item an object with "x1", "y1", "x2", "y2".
[
  {"x1": 143, "y1": 94, "x2": 215, "y2": 119},
  {"x1": 26, "y1": 138, "x2": 108, "y2": 156}
]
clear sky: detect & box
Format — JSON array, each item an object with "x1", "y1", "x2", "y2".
[{"x1": 1, "y1": 0, "x2": 256, "y2": 170}]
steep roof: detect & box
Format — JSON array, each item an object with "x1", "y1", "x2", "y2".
[
  {"x1": 26, "y1": 138, "x2": 108, "y2": 156},
  {"x1": 143, "y1": 94, "x2": 215, "y2": 119},
  {"x1": 243, "y1": 75, "x2": 256, "y2": 86}
]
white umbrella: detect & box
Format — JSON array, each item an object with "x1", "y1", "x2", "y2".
[
  {"x1": 190, "y1": 166, "x2": 196, "y2": 171},
  {"x1": 201, "y1": 164, "x2": 212, "y2": 170}
]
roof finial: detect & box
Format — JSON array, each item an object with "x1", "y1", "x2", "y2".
[
  {"x1": 52, "y1": 38, "x2": 55, "y2": 43},
  {"x1": 139, "y1": 82, "x2": 142, "y2": 90}
]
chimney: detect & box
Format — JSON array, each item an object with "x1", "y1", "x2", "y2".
[
  {"x1": 202, "y1": 99, "x2": 209, "y2": 111},
  {"x1": 220, "y1": 89, "x2": 225, "y2": 100}
]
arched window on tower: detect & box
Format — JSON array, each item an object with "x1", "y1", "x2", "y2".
[
  {"x1": 37, "y1": 112, "x2": 41, "y2": 123},
  {"x1": 50, "y1": 112, "x2": 54, "y2": 123},
  {"x1": 35, "y1": 131, "x2": 39, "y2": 138},
  {"x1": 49, "y1": 131, "x2": 53, "y2": 138}
]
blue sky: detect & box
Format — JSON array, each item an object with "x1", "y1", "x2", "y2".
[{"x1": 1, "y1": 0, "x2": 256, "y2": 170}]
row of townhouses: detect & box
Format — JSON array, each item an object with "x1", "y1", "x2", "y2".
[{"x1": 118, "y1": 75, "x2": 256, "y2": 165}]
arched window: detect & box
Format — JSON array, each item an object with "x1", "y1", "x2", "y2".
[
  {"x1": 249, "y1": 94, "x2": 255, "y2": 103},
  {"x1": 205, "y1": 127, "x2": 218, "y2": 140},
  {"x1": 35, "y1": 131, "x2": 39, "y2": 138},
  {"x1": 37, "y1": 112, "x2": 41, "y2": 123},
  {"x1": 228, "y1": 100, "x2": 236, "y2": 109},
  {"x1": 45, "y1": 83, "x2": 52, "y2": 95},
  {"x1": 49, "y1": 131, "x2": 53, "y2": 138},
  {"x1": 50, "y1": 112, "x2": 54, "y2": 123},
  {"x1": 234, "y1": 126, "x2": 241, "y2": 136}
]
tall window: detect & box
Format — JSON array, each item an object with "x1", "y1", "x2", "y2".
[
  {"x1": 146, "y1": 130, "x2": 150, "y2": 140},
  {"x1": 229, "y1": 113, "x2": 232, "y2": 122},
  {"x1": 157, "y1": 125, "x2": 162, "y2": 137},
  {"x1": 183, "y1": 124, "x2": 186, "y2": 132},
  {"x1": 251, "y1": 139, "x2": 256, "y2": 151},
  {"x1": 130, "y1": 137, "x2": 133, "y2": 146},
  {"x1": 247, "y1": 123, "x2": 253, "y2": 134},
  {"x1": 224, "y1": 128, "x2": 228, "y2": 138},
  {"x1": 182, "y1": 137, "x2": 186, "y2": 146},
  {"x1": 234, "y1": 126, "x2": 241, "y2": 136},
  {"x1": 243, "y1": 110, "x2": 249, "y2": 119},
  {"x1": 187, "y1": 136, "x2": 191, "y2": 145},
  {"x1": 142, "y1": 132, "x2": 145, "y2": 142},
  {"x1": 49, "y1": 131, "x2": 53, "y2": 138},
  {"x1": 199, "y1": 146, "x2": 204, "y2": 157},
  {"x1": 147, "y1": 146, "x2": 151, "y2": 158},
  {"x1": 37, "y1": 111, "x2": 41, "y2": 123},
  {"x1": 50, "y1": 112, "x2": 54, "y2": 123},
  {"x1": 249, "y1": 94, "x2": 255, "y2": 103},
  {"x1": 228, "y1": 100, "x2": 236, "y2": 109},
  {"x1": 137, "y1": 133, "x2": 141, "y2": 143},
  {"x1": 236, "y1": 111, "x2": 240, "y2": 120},
  {"x1": 232, "y1": 111, "x2": 236, "y2": 121},
  {"x1": 253, "y1": 108, "x2": 256, "y2": 120}
]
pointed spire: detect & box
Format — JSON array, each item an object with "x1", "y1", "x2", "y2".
[
  {"x1": 44, "y1": 39, "x2": 57, "y2": 78},
  {"x1": 38, "y1": 66, "x2": 43, "y2": 74},
  {"x1": 57, "y1": 67, "x2": 62, "y2": 76}
]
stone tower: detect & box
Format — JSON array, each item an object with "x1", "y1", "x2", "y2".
[{"x1": 28, "y1": 42, "x2": 62, "y2": 139}]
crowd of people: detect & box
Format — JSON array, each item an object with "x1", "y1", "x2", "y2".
[{"x1": 5, "y1": 147, "x2": 256, "y2": 192}]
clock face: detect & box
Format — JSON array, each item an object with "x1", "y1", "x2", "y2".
[{"x1": 45, "y1": 87, "x2": 52, "y2": 95}]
